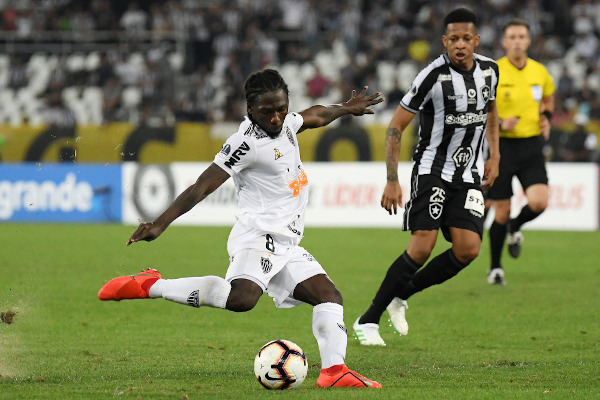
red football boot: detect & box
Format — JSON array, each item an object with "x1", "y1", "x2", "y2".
[
  {"x1": 98, "y1": 269, "x2": 161, "y2": 301},
  {"x1": 316, "y1": 364, "x2": 382, "y2": 388}
]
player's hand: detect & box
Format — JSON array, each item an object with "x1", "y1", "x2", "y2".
[
  {"x1": 381, "y1": 181, "x2": 403, "y2": 215},
  {"x1": 344, "y1": 86, "x2": 385, "y2": 116},
  {"x1": 481, "y1": 156, "x2": 499, "y2": 190},
  {"x1": 127, "y1": 222, "x2": 164, "y2": 245}
]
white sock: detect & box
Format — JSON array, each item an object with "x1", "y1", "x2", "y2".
[
  {"x1": 312, "y1": 302, "x2": 347, "y2": 369},
  {"x1": 148, "y1": 276, "x2": 231, "y2": 309}
]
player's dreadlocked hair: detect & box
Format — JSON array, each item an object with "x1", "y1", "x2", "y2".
[
  {"x1": 443, "y1": 7, "x2": 478, "y2": 28},
  {"x1": 244, "y1": 69, "x2": 289, "y2": 106}
]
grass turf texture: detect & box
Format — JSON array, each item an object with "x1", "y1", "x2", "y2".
[{"x1": 0, "y1": 224, "x2": 598, "y2": 399}]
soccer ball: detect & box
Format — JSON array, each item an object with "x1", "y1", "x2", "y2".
[{"x1": 254, "y1": 339, "x2": 308, "y2": 390}]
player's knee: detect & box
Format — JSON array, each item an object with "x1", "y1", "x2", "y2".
[
  {"x1": 226, "y1": 292, "x2": 259, "y2": 312},
  {"x1": 453, "y1": 245, "x2": 480, "y2": 264},
  {"x1": 408, "y1": 248, "x2": 433, "y2": 264},
  {"x1": 320, "y1": 287, "x2": 343, "y2": 305},
  {"x1": 309, "y1": 285, "x2": 343, "y2": 306},
  {"x1": 528, "y1": 199, "x2": 547, "y2": 213},
  {"x1": 226, "y1": 280, "x2": 262, "y2": 312}
]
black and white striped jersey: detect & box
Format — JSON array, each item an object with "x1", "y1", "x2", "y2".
[{"x1": 401, "y1": 53, "x2": 499, "y2": 185}]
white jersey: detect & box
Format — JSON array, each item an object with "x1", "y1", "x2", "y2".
[{"x1": 213, "y1": 113, "x2": 308, "y2": 243}]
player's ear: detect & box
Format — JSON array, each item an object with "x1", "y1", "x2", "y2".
[{"x1": 475, "y1": 34, "x2": 481, "y2": 47}]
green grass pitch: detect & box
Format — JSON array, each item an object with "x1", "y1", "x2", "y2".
[{"x1": 1, "y1": 224, "x2": 599, "y2": 399}]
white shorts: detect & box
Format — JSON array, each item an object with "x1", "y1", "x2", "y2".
[{"x1": 225, "y1": 223, "x2": 327, "y2": 308}]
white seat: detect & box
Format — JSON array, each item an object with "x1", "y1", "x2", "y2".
[
  {"x1": 16, "y1": 88, "x2": 35, "y2": 111},
  {"x1": 70, "y1": 101, "x2": 89, "y2": 125},
  {"x1": 314, "y1": 51, "x2": 338, "y2": 80},
  {"x1": 83, "y1": 86, "x2": 103, "y2": 124},
  {"x1": 128, "y1": 52, "x2": 146, "y2": 70},
  {"x1": 168, "y1": 52, "x2": 184, "y2": 72},
  {"x1": 0, "y1": 54, "x2": 9, "y2": 69},
  {"x1": 85, "y1": 52, "x2": 101, "y2": 71},
  {"x1": 377, "y1": 61, "x2": 396, "y2": 93},
  {"x1": 122, "y1": 86, "x2": 142, "y2": 108},
  {"x1": 0, "y1": 68, "x2": 8, "y2": 87},
  {"x1": 62, "y1": 87, "x2": 80, "y2": 106},
  {"x1": 7, "y1": 104, "x2": 23, "y2": 126},
  {"x1": 299, "y1": 62, "x2": 316, "y2": 82},
  {"x1": 27, "y1": 61, "x2": 51, "y2": 96},
  {"x1": 397, "y1": 61, "x2": 418, "y2": 92},
  {"x1": 280, "y1": 62, "x2": 302, "y2": 92},
  {"x1": 66, "y1": 53, "x2": 86, "y2": 72},
  {"x1": 83, "y1": 86, "x2": 103, "y2": 104},
  {"x1": 0, "y1": 88, "x2": 15, "y2": 105},
  {"x1": 546, "y1": 60, "x2": 563, "y2": 83}
]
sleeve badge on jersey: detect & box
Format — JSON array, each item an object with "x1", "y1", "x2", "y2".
[
  {"x1": 410, "y1": 84, "x2": 418, "y2": 95},
  {"x1": 220, "y1": 144, "x2": 231, "y2": 155}
]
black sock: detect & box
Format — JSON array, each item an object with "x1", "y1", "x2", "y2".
[
  {"x1": 510, "y1": 204, "x2": 542, "y2": 232},
  {"x1": 489, "y1": 221, "x2": 506, "y2": 270},
  {"x1": 397, "y1": 249, "x2": 469, "y2": 300},
  {"x1": 359, "y1": 251, "x2": 421, "y2": 325}
]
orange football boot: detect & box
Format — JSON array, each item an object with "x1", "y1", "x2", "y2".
[
  {"x1": 98, "y1": 269, "x2": 161, "y2": 301},
  {"x1": 316, "y1": 364, "x2": 382, "y2": 388}
]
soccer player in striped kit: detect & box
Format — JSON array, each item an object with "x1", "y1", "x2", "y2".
[{"x1": 354, "y1": 8, "x2": 500, "y2": 346}]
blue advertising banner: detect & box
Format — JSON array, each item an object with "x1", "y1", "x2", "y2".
[{"x1": 0, "y1": 163, "x2": 122, "y2": 222}]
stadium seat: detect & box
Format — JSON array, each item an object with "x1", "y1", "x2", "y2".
[
  {"x1": 299, "y1": 62, "x2": 316, "y2": 84},
  {"x1": 26, "y1": 54, "x2": 52, "y2": 96},
  {"x1": 314, "y1": 51, "x2": 339, "y2": 81},
  {"x1": 376, "y1": 61, "x2": 396, "y2": 93},
  {"x1": 546, "y1": 60, "x2": 563, "y2": 83},
  {"x1": 168, "y1": 52, "x2": 184, "y2": 72},
  {"x1": 62, "y1": 87, "x2": 80, "y2": 106},
  {"x1": 83, "y1": 86, "x2": 103, "y2": 124},
  {"x1": 128, "y1": 52, "x2": 146, "y2": 70},
  {"x1": 66, "y1": 53, "x2": 86, "y2": 72},
  {"x1": 122, "y1": 86, "x2": 142, "y2": 108},
  {"x1": 16, "y1": 87, "x2": 35, "y2": 109},
  {"x1": 280, "y1": 62, "x2": 302, "y2": 92},
  {"x1": 0, "y1": 88, "x2": 15, "y2": 104},
  {"x1": 85, "y1": 52, "x2": 101, "y2": 71},
  {"x1": 397, "y1": 61, "x2": 418, "y2": 93}
]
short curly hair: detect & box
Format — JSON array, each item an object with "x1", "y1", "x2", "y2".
[{"x1": 444, "y1": 8, "x2": 478, "y2": 28}]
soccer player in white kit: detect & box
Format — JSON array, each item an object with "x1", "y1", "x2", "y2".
[{"x1": 99, "y1": 69, "x2": 384, "y2": 388}]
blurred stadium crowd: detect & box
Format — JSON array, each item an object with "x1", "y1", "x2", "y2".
[{"x1": 0, "y1": 0, "x2": 598, "y2": 161}]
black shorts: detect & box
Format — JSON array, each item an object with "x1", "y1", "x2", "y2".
[
  {"x1": 487, "y1": 136, "x2": 548, "y2": 200},
  {"x1": 403, "y1": 174, "x2": 485, "y2": 242}
]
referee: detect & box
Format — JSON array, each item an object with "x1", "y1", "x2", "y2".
[
  {"x1": 487, "y1": 19, "x2": 555, "y2": 285},
  {"x1": 353, "y1": 8, "x2": 500, "y2": 345}
]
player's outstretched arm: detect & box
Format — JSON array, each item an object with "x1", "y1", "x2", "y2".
[
  {"x1": 298, "y1": 86, "x2": 384, "y2": 131},
  {"x1": 127, "y1": 163, "x2": 230, "y2": 245},
  {"x1": 381, "y1": 106, "x2": 414, "y2": 215}
]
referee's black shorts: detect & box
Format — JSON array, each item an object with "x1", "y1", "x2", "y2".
[{"x1": 487, "y1": 135, "x2": 548, "y2": 201}]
